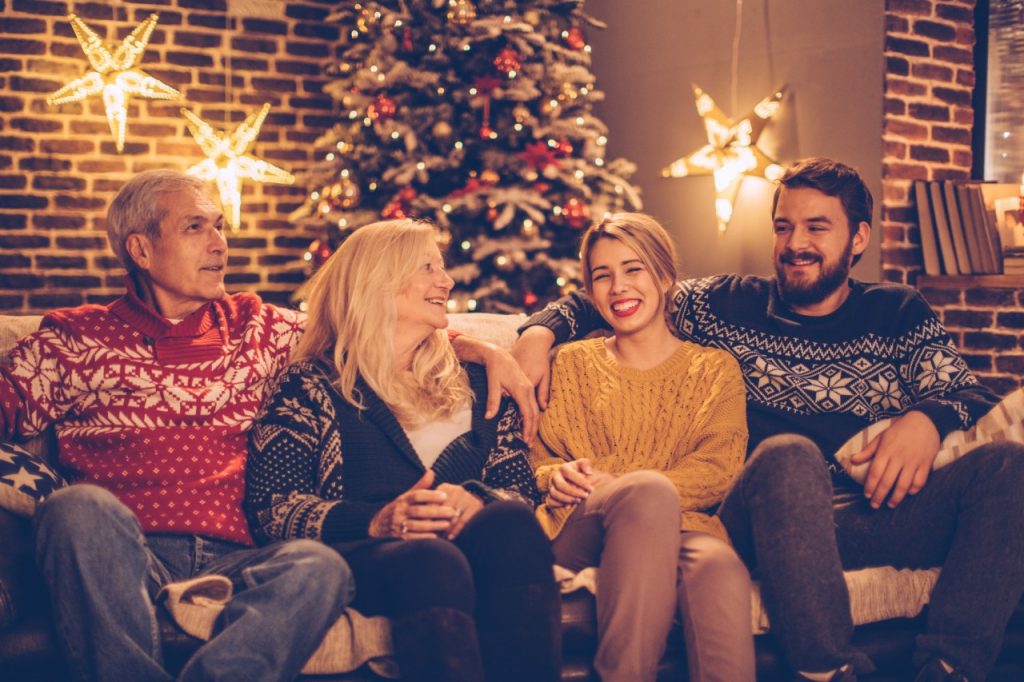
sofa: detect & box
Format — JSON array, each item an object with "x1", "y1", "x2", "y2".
[{"x1": 1, "y1": 311, "x2": 1023, "y2": 681}]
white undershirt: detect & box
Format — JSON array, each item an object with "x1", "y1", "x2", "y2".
[{"x1": 404, "y1": 402, "x2": 472, "y2": 468}]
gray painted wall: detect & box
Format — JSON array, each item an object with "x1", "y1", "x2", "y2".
[{"x1": 587, "y1": 0, "x2": 885, "y2": 279}]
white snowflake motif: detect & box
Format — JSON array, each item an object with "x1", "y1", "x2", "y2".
[
  {"x1": 805, "y1": 370, "x2": 854, "y2": 406},
  {"x1": 917, "y1": 350, "x2": 959, "y2": 391},
  {"x1": 748, "y1": 357, "x2": 788, "y2": 391},
  {"x1": 865, "y1": 375, "x2": 903, "y2": 412}
]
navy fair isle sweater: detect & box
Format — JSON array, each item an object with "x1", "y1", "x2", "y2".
[
  {"x1": 527, "y1": 275, "x2": 999, "y2": 477},
  {"x1": 244, "y1": 359, "x2": 541, "y2": 546}
]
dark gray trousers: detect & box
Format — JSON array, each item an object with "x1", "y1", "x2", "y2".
[{"x1": 718, "y1": 434, "x2": 1024, "y2": 680}]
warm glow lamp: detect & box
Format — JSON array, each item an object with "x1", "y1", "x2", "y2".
[
  {"x1": 182, "y1": 103, "x2": 295, "y2": 230},
  {"x1": 662, "y1": 85, "x2": 786, "y2": 232},
  {"x1": 46, "y1": 13, "x2": 180, "y2": 153}
]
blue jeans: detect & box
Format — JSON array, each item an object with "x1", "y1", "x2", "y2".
[
  {"x1": 33, "y1": 484, "x2": 353, "y2": 682},
  {"x1": 719, "y1": 435, "x2": 1024, "y2": 680}
]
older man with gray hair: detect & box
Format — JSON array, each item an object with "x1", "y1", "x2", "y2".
[{"x1": 0, "y1": 169, "x2": 352, "y2": 681}]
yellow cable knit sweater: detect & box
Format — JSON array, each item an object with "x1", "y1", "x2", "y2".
[{"x1": 531, "y1": 337, "x2": 748, "y2": 541}]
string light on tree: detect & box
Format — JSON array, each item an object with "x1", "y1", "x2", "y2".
[
  {"x1": 661, "y1": 85, "x2": 785, "y2": 232},
  {"x1": 182, "y1": 103, "x2": 295, "y2": 230},
  {"x1": 46, "y1": 13, "x2": 180, "y2": 153}
]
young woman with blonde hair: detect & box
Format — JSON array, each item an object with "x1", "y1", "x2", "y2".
[
  {"x1": 245, "y1": 219, "x2": 560, "y2": 682},
  {"x1": 531, "y1": 212, "x2": 755, "y2": 681}
]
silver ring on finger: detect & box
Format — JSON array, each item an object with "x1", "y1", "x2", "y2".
[
  {"x1": 400, "y1": 520, "x2": 408, "y2": 536},
  {"x1": 453, "y1": 507, "x2": 464, "y2": 520}
]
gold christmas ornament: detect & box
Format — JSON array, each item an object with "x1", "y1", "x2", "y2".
[
  {"x1": 182, "y1": 103, "x2": 295, "y2": 230},
  {"x1": 318, "y1": 177, "x2": 360, "y2": 213},
  {"x1": 447, "y1": 0, "x2": 477, "y2": 25},
  {"x1": 523, "y1": 10, "x2": 541, "y2": 26},
  {"x1": 513, "y1": 104, "x2": 530, "y2": 123},
  {"x1": 432, "y1": 120, "x2": 453, "y2": 139},
  {"x1": 47, "y1": 13, "x2": 180, "y2": 153},
  {"x1": 479, "y1": 169, "x2": 500, "y2": 185},
  {"x1": 662, "y1": 85, "x2": 785, "y2": 232},
  {"x1": 540, "y1": 98, "x2": 560, "y2": 117}
]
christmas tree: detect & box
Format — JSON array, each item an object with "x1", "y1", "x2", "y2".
[{"x1": 293, "y1": 0, "x2": 642, "y2": 313}]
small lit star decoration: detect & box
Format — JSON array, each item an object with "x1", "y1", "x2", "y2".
[
  {"x1": 46, "y1": 13, "x2": 180, "y2": 153},
  {"x1": 662, "y1": 85, "x2": 785, "y2": 232},
  {"x1": 182, "y1": 103, "x2": 295, "y2": 230}
]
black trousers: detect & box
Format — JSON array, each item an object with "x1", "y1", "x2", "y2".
[{"x1": 337, "y1": 500, "x2": 555, "y2": 618}]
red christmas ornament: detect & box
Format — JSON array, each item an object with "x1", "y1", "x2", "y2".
[
  {"x1": 532, "y1": 182, "x2": 551, "y2": 195},
  {"x1": 367, "y1": 94, "x2": 397, "y2": 121},
  {"x1": 400, "y1": 27, "x2": 413, "y2": 52},
  {"x1": 564, "y1": 27, "x2": 586, "y2": 51},
  {"x1": 381, "y1": 187, "x2": 417, "y2": 219},
  {"x1": 479, "y1": 124, "x2": 495, "y2": 140},
  {"x1": 306, "y1": 239, "x2": 334, "y2": 269},
  {"x1": 381, "y1": 201, "x2": 408, "y2": 220},
  {"x1": 493, "y1": 48, "x2": 522, "y2": 77},
  {"x1": 560, "y1": 197, "x2": 590, "y2": 229},
  {"x1": 555, "y1": 139, "x2": 574, "y2": 156},
  {"x1": 523, "y1": 291, "x2": 539, "y2": 307},
  {"x1": 519, "y1": 141, "x2": 561, "y2": 172}
]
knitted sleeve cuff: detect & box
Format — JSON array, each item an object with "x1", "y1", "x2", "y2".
[
  {"x1": 320, "y1": 501, "x2": 388, "y2": 544},
  {"x1": 517, "y1": 309, "x2": 571, "y2": 344},
  {"x1": 534, "y1": 464, "x2": 560, "y2": 493},
  {"x1": 911, "y1": 399, "x2": 962, "y2": 440},
  {"x1": 461, "y1": 479, "x2": 501, "y2": 504}
]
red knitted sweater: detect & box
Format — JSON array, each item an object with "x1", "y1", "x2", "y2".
[{"x1": 0, "y1": 285, "x2": 304, "y2": 545}]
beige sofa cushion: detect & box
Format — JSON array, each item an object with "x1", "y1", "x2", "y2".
[{"x1": 0, "y1": 316, "x2": 42, "y2": 357}]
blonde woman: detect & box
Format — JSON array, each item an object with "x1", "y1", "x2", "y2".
[
  {"x1": 531, "y1": 213, "x2": 755, "y2": 681},
  {"x1": 244, "y1": 220, "x2": 560, "y2": 682}
]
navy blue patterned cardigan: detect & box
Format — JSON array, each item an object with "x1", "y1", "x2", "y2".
[
  {"x1": 245, "y1": 359, "x2": 541, "y2": 545},
  {"x1": 526, "y1": 275, "x2": 999, "y2": 478}
]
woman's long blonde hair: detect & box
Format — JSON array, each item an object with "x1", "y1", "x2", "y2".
[{"x1": 292, "y1": 219, "x2": 472, "y2": 426}]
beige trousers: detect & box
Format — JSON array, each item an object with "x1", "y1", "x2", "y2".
[{"x1": 551, "y1": 470, "x2": 755, "y2": 682}]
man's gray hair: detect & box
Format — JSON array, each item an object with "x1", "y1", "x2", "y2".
[{"x1": 106, "y1": 169, "x2": 209, "y2": 271}]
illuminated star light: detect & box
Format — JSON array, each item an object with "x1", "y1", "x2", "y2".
[
  {"x1": 47, "y1": 13, "x2": 180, "y2": 153},
  {"x1": 662, "y1": 85, "x2": 786, "y2": 232},
  {"x1": 182, "y1": 103, "x2": 295, "y2": 230}
]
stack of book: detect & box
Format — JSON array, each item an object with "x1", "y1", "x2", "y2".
[
  {"x1": 1004, "y1": 247, "x2": 1024, "y2": 274},
  {"x1": 913, "y1": 180, "x2": 1019, "y2": 276}
]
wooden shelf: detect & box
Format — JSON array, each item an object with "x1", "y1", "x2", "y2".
[{"x1": 917, "y1": 274, "x2": 1024, "y2": 288}]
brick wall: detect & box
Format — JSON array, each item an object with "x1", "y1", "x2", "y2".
[
  {"x1": 881, "y1": 0, "x2": 976, "y2": 285},
  {"x1": 881, "y1": 0, "x2": 1024, "y2": 396},
  {"x1": 0, "y1": 0, "x2": 338, "y2": 312},
  {"x1": 919, "y1": 277, "x2": 1024, "y2": 394}
]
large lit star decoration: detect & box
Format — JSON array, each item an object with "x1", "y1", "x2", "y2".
[
  {"x1": 46, "y1": 13, "x2": 180, "y2": 153},
  {"x1": 182, "y1": 103, "x2": 295, "y2": 230},
  {"x1": 662, "y1": 85, "x2": 786, "y2": 232}
]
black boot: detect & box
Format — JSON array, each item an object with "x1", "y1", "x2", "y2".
[
  {"x1": 476, "y1": 582, "x2": 563, "y2": 682},
  {"x1": 390, "y1": 607, "x2": 486, "y2": 682}
]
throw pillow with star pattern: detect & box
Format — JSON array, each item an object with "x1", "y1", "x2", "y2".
[{"x1": 0, "y1": 441, "x2": 67, "y2": 517}]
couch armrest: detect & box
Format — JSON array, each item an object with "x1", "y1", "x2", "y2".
[{"x1": 0, "y1": 508, "x2": 43, "y2": 630}]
